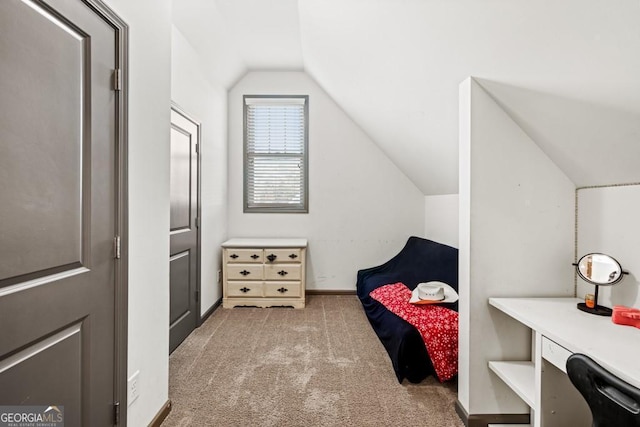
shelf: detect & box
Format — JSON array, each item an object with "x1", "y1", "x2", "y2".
[
  {"x1": 488, "y1": 361, "x2": 535, "y2": 408},
  {"x1": 489, "y1": 297, "x2": 640, "y2": 390}
]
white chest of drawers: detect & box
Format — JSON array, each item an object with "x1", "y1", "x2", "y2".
[{"x1": 221, "y1": 238, "x2": 307, "y2": 309}]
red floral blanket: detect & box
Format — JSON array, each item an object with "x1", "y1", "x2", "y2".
[{"x1": 369, "y1": 282, "x2": 458, "y2": 381}]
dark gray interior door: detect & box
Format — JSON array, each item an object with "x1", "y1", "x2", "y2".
[
  {"x1": 169, "y1": 107, "x2": 200, "y2": 354},
  {"x1": 0, "y1": 0, "x2": 121, "y2": 425}
]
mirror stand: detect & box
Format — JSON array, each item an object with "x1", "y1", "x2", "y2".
[
  {"x1": 576, "y1": 285, "x2": 613, "y2": 316},
  {"x1": 573, "y1": 253, "x2": 628, "y2": 317}
]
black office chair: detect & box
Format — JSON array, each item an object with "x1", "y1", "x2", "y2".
[{"x1": 566, "y1": 353, "x2": 640, "y2": 427}]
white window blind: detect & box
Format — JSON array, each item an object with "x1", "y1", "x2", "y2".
[{"x1": 244, "y1": 96, "x2": 308, "y2": 212}]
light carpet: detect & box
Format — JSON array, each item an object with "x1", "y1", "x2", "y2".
[{"x1": 162, "y1": 295, "x2": 464, "y2": 427}]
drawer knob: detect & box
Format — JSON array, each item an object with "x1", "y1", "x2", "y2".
[
  {"x1": 289, "y1": 254, "x2": 298, "y2": 259},
  {"x1": 278, "y1": 270, "x2": 288, "y2": 276},
  {"x1": 251, "y1": 254, "x2": 259, "y2": 259},
  {"x1": 277, "y1": 287, "x2": 288, "y2": 293},
  {"x1": 240, "y1": 270, "x2": 251, "y2": 276},
  {"x1": 267, "y1": 254, "x2": 277, "y2": 262},
  {"x1": 240, "y1": 287, "x2": 250, "y2": 293},
  {"x1": 230, "y1": 254, "x2": 239, "y2": 259}
]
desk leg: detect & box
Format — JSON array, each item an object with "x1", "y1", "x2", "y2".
[
  {"x1": 533, "y1": 332, "x2": 542, "y2": 427},
  {"x1": 539, "y1": 360, "x2": 591, "y2": 426}
]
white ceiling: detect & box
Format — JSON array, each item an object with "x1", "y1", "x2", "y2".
[{"x1": 173, "y1": 0, "x2": 640, "y2": 195}]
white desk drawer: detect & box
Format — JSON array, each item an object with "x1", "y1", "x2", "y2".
[
  {"x1": 264, "y1": 281, "x2": 301, "y2": 298},
  {"x1": 226, "y1": 264, "x2": 263, "y2": 280},
  {"x1": 225, "y1": 248, "x2": 263, "y2": 263},
  {"x1": 542, "y1": 336, "x2": 572, "y2": 374},
  {"x1": 264, "y1": 264, "x2": 301, "y2": 281},
  {"x1": 227, "y1": 282, "x2": 263, "y2": 297},
  {"x1": 263, "y1": 248, "x2": 302, "y2": 264}
]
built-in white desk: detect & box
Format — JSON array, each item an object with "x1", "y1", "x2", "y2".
[{"x1": 489, "y1": 297, "x2": 640, "y2": 427}]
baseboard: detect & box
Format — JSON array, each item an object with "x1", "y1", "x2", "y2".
[
  {"x1": 199, "y1": 297, "x2": 221, "y2": 325},
  {"x1": 455, "y1": 400, "x2": 529, "y2": 427},
  {"x1": 306, "y1": 289, "x2": 356, "y2": 295},
  {"x1": 148, "y1": 399, "x2": 171, "y2": 427},
  {"x1": 455, "y1": 400, "x2": 470, "y2": 427}
]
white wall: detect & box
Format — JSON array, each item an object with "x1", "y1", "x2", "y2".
[
  {"x1": 103, "y1": 0, "x2": 172, "y2": 425},
  {"x1": 171, "y1": 26, "x2": 228, "y2": 313},
  {"x1": 476, "y1": 79, "x2": 640, "y2": 189},
  {"x1": 458, "y1": 78, "x2": 575, "y2": 415},
  {"x1": 577, "y1": 184, "x2": 640, "y2": 309},
  {"x1": 172, "y1": 0, "x2": 247, "y2": 89},
  {"x1": 424, "y1": 194, "x2": 459, "y2": 248},
  {"x1": 227, "y1": 71, "x2": 425, "y2": 290}
]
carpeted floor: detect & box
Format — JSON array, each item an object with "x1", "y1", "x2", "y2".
[{"x1": 162, "y1": 295, "x2": 464, "y2": 427}]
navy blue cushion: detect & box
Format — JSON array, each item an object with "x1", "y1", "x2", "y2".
[{"x1": 356, "y1": 236, "x2": 458, "y2": 383}]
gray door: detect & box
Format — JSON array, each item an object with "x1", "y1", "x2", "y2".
[
  {"x1": 169, "y1": 107, "x2": 200, "y2": 353},
  {"x1": 0, "y1": 0, "x2": 123, "y2": 425}
]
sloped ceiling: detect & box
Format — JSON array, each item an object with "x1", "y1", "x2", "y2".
[{"x1": 173, "y1": 0, "x2": 640, "y2": 195}]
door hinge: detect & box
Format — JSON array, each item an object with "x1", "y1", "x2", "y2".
[
  {"x1": 195, "y1": 143, "x2": 199, "y2": 154},
  {"x1": 195, "y1": 289, "x2": 200, "y2": 303},
  {"x1": 113, "y1": 69, "x2": 122, "y2": 91},
  {"x1": 195, "y1": 217, "x2": 200, "y2": 228},
  {"x1": 113, "y1": 401, "x2": 120, "y2": 424},
  {"x1": 114, "y1": 236, "x2": 121, "y2": 259}
]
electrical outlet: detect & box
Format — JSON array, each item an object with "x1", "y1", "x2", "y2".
[{"x1": 128, "y1": 370, "x2": 140, "y2": 406}]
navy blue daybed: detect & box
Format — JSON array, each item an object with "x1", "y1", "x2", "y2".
[{"x1": 356, "y1": 236, "x2": 459, "y2": 383}]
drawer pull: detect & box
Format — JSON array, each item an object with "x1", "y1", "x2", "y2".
[
  {"x1": 267, "y1": 254, "x2": 277, "y2": 262},
  {"x1": 240, "y1": 287, "x2": 250, "y2": 293},
  {"x1": 251, "y1": 254, "x2": 260, "y2": 259},
  {"x1": 289, "y1": 254, "x2": 298, "y2": 259},
  {"x1": 278, "y1": 270, "x2": 288, "y2": 276},
  {"x1": 277, "y1": 287, "x2": 288, "y2": 293},
  {"x1": 230, "y1": 254, "x2": 239, "y2": 259},
  {"x1": 240, "y1": 270, "x2": 251, "y2": 276}
]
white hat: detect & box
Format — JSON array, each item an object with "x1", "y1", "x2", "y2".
[{"x1": 409, "y1": 281, "x2": 458, "y2": 304}]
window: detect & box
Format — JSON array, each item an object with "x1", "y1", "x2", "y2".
[{"x1": 243, "y1": 95, "x2": 309, "y2": 213}]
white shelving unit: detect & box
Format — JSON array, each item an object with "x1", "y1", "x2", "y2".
[{"x1": 488, "y1": 361, "x2": 535, "y2": 408}]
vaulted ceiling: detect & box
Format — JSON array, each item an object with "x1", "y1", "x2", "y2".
[{"x1": 173, "y1": 0, "x2": 640, "y2": 195}]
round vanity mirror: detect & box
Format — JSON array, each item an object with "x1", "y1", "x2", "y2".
[{"x1": 576, "y1": 253, "x2": 623, "y2": 286}]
